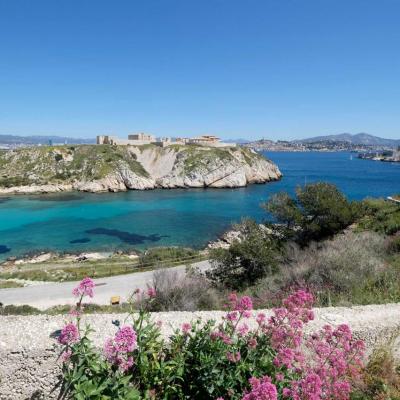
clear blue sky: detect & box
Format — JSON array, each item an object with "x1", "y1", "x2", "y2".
[{"x1": 1, "y1": 0, "x2": 399, "y2": 140}]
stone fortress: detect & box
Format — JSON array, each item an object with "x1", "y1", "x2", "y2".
[{"x1": 96, "y1": 133, "x2": 235, "y2": 148}]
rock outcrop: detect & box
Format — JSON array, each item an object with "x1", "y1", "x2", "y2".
[{"x1": 0, "y1": 144, "x2": 281, "y2": 194}]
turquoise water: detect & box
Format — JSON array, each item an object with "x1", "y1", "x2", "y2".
[{"x1": 0, "y1": 152, "x2": 399, "y2": 260}]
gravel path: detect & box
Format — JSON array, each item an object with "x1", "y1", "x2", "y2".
[
  {"x1": 1, "y1": 303, "x2": 399, "y2": 399},
  {"x1": 1, "y1": 303, "x2": 399, "y2": 352},
  {"x1": 0, "y1": 260, "x2": 211, "y2": 310}
]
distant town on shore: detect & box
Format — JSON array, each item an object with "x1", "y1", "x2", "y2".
[{"x1": 1, "y1": 131, "x2": 399, "y2": 162}]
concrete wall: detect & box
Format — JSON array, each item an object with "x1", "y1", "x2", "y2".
[{"x1": 1, "y1": 304, "x2": 399, "y2": 399}]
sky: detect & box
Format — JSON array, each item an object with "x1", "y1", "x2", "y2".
[{"x1": 0, "y1": 0, "x2": 399, "y2": 141}]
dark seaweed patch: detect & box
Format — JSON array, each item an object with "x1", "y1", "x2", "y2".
[
  {"x1": 0, "y1": 245, "x2": 11, "y2": 254},
  {"x1": 29, "y1": 194, "x2": 84, "y2": 202},
  {"x1": 70, "y1": 238, "x2": 91, "y2": 244},
  {"x1": 85, "y1": 228, "x2": 167, "y2": 245},
  {"x1": 0, "y1": 197, "x2": 11, "y2": 204}
]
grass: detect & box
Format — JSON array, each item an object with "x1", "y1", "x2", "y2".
[
  {"x1": 183, "y1": 146, "x2": 235, "y2": 174},
  {"x1": 0, "y1": 248, "x2": 206, "y2": 282},
  {"x1": 0, "y1": 302, "x2": 136, "y2": 316},
  {"x1": 0, "y1": 280, "x2": 24, "y2": 289}
]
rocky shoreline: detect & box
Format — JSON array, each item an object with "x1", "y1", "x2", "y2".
[{"x1": 0, "y1": 145, "x2": 282, "y2": 194}]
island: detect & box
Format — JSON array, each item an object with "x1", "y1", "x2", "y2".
[{"x1": 0, "y1": 143, "x2": 281, "y2": 194}]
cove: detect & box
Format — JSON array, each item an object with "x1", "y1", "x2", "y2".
[{"x1": 0, "y1": 152, "x2": 399, "y2": 260}]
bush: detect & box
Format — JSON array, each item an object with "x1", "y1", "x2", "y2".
[
  {"x1": 265, "y1": 183, "x2": 360, "y2": 245},
  {"x1": 387, "y1": 235, "x2": 400, "y2": 254},
  {"x1": 0, "y1": 304, "x2": 41, "y2": 315},
  {"x1": 208, "y1": 219, "x2": 282, "y2": 289},
  {"x1": 352, "y1": 334, "x2": 400, "y2": 399},
  {"x1": 357, "y1": 198, "x2": 400, "y2": 235},
  {"x1": 138, "y1": 269, "x2": 222, "y2": 311},
  {"x1": 58, "y1": 279, "x2": 366, "y2": 400},
  {"x1": 251, "y1": 231, "x2": 396, "y2": 307}
]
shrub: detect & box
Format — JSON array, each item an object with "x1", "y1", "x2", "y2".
[
  {"x1": 352, "y1": 334, "x2": 400, "y2": 399},
  {"x1": 208, "y1": 219, "x2": 282, "y2": 289},
  {"x1": 57, "y1": 278, "x2": 366, "y2": 399},
  {"x1": 138, "y1": 268, "x2": 222, "y2": 311},
  {"x1": 264, "y1": 183, "x2": 360, "y2": 245},
  {"x1": 252, "y1": 231, "x2": 394, "y2": 307},
  {"x1": 387, "y1": 234, "x2": 400, "y2": 254},
  {"x1": 0, "y1": 304, "x2": 41, "y2": 315},
  {"x1": 357, "y1": 198, "x2": 400, "y2": 235}
]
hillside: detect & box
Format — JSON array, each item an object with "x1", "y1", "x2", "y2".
[
  {"x1": 296, "y1": 133, "x2": 400, "y2": 147},
  {"x1": 0, "y1": 144, "x2": 281, "y2": 194}
]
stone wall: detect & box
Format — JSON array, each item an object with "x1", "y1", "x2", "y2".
[{"x1": 1, "y1": 304, "x2": 400, "y2": 399}]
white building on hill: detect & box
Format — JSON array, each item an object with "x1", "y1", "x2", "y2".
[{"x1": 96, "y1": 134, "x2": 235, "y2": 147}]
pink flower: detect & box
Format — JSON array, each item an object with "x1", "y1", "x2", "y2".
[
  {"x1": 248, "y1": 338, "x2": 257, "y2": 349},
  {"x1": 61, "y1": 349, "x2": 72, "y2": 363},
  {"x1": 227, "y1": 311, "x2": 238, "y2": 322},
  {"x1": 275, "y1": 373, "x2": 284, "y2": 382},
  {"x1": 238, "y1": 323, "x2": 249, "y2": 337},
  {"x1": 104, "y1": 326, "x2": 137, "y2": 371},
  {"x1": 147, "y1": 287, "x2": 156, "y2": 298},
  {"x1": 242, "y1": 376, "x2": 278, "y2": 400},
  {"x1": 256, "y1": 312, "x2": 266, "y2": 325},
  {"x1": 226, "y1": 351, "x2": 241, "y2": 363},
  {"x1": 58, "y1": 323, "x2": 79, "y2": 345},
  {"x1": 274, "y1": 348, "x2": 295, "y2": 368},
  {"x1": 114, "y1": 326, "x2": 137, "y2": 353},
  {"x1": 182, "y1": 323, "x2": 191, "y2": 334},
  {"x1": 72, "y1": 277, "x2": 95, "y2": 298},
  {"x1": 237, "y1": 295, "x2": 253, "y2": 311}
]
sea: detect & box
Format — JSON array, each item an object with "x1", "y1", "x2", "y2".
[{"x1": 0, "y1": 151, "x2": 399, "y2": 260}]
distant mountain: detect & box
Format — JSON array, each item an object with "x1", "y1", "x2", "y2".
[
  {"x1": 0, "y1": 134, "x2": 95, "y2": 145},
  {"x1": 296, "y1": 133, "x2": 400, "y2": 148}
]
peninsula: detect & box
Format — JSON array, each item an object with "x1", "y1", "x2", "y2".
[{"x1": 0, "y1": 143, "x2": 281, "y2": 194}]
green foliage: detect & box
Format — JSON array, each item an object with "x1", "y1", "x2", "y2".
[
  {"x1": 0, "y1": 145, "x2": 149, "y2": 187},
  {"x1": 139, "y1": 247, "x2": 199, "y2": 266},
  {"x1": 0, "y1": 279, "x2": 23, "y2": 289},
  {"x1": 163, "y1": 319, "x2": 281, "y2": 399},
  {"x1": 352, "y1": 336, "x2": 400, "y2": 400},
  {"x1": 387, "y1": 235, "x2": 400, "y2": 254},
  {"x1": 357, "y1": 198, "x2": 400, "y2": 235},
  {"x1": 265, "y1": 182, "x2": 359, "y2": 244},
  {"x1": 61, "y1": 328, "x2": 141, "y2": 399},
  {"x1": 265, "y1": 192, "x2": 302, "y2": 229},
  {"x1": 183, "y1": 146, "x2": 235, "y2": 174},
  {"x1": 0, "y1": 304, "x2": 41, "y2": 315},
  {"x1": 208, "y1": 219, "x2": 282, "y2": 289}
]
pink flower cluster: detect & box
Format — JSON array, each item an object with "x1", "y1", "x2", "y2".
[
  {"x1": 72, "y1": 276, "x2": 95, "y2": 298},
  {"x1": 242, "y1": 376, "x2": 278, "y2": 400},
  {"x1": 58, "y1": 323, "x2": 79, "y2": 345},
  {"x1": 104, "y1": 326, "x2": 137, "y2": 371},
  {"x1": 257, "y1": 290, "x2": 314, "y2": 369},
  {"x1": 228, "y1": 293, "x2": 253, "y2": 318},
  {"x1": 226, "y1": 351, "x2": 241, "y2": 363},
  {"x1": 284, "y1": 324, "x2": 365, "y2": 400},
  {"x1": 240, "y1": 290, "x2": 365, "y2": 400}
]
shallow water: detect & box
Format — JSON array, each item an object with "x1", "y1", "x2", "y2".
[{"x1": 0, "y1": 152, "x2": 399, "y2": 259}]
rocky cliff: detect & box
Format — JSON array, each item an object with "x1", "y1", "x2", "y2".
[{"x1": 0, "y1": 144, "x2": 281, "y2": 194}]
